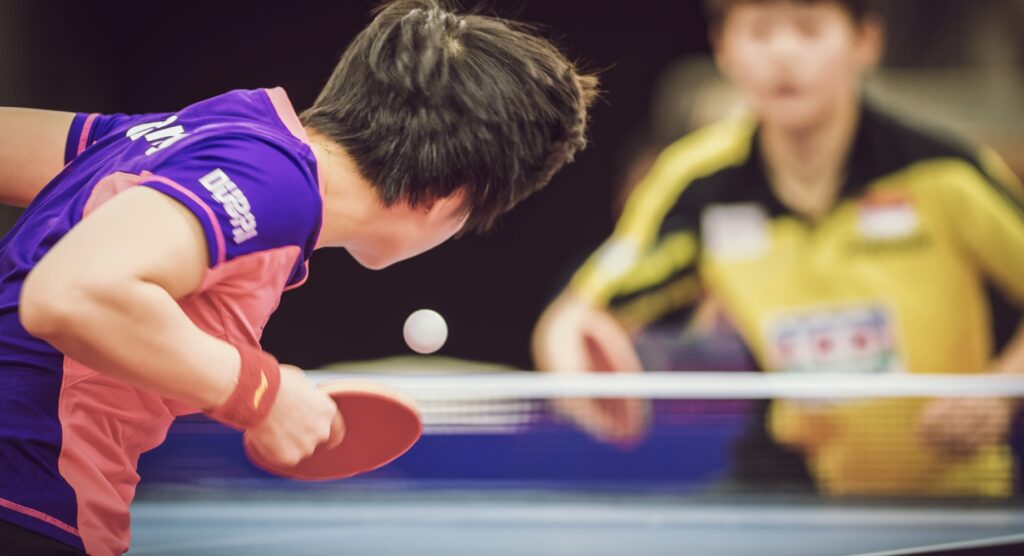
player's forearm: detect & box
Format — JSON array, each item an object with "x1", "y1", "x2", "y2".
[
  {"x1": 0, "y1": 107, "x2": 75, "y2": 207},
  {"x1": 533, "y1": 292, "x2": 590, "y2": 371},
  {"x1": 21, "y1": 277, "x2": 239, "y2": 410}
]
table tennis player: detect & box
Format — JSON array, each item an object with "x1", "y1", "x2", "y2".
[{"x1": 0, "y1": 1, "x2": 598, "y2": 553}]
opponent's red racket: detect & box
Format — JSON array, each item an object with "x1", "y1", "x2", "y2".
[{"x1": 245, "y1": 379, "x2": 422, "y2": 481}]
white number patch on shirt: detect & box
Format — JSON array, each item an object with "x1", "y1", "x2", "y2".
[{"x1": 126, "y1": 115, "x2": 190, "y2": 156}]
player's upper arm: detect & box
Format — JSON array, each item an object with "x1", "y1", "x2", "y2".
[
  {"x1": 937, "y1": 150, "x2": 1024, "y2": 305},
  {"x1": 0, "y1": 108, "x2": 75, "y2": 207},
  {"x1": 0, "y1": 108, "x2": 168, "y2": 208},
  {"x1": 21, "y1": 186, "x2": 209, "y2": 334}
]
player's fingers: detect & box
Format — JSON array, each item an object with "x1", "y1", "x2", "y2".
[
  {"x1": 941, "y1": 418, "x2": 973, "y2": 454},
  {"x1": 301, "y1": 387, "x2": 338, "y2": 445},
  {"x1": 278, "y1": 447, "x2": 304, "y2": 467},
  {"x1": 585, "y1": 314, "x2": 642, "y2": 372},
  {"x1": 551, "y1": 398, "x2": 582, "y2": 425},
  {"x1": 293, "y1": 433, "x2": 320, "y2": 462},
  {"x1": 290, "y1": 413, "x2": 326, "y2": 458},
  {"x1": 582, "y1": 400, "x2": 641, "y2": 445},
  {"x1": 551, "y1": 397, "x2": 584, "y2": 422},
  {"x1": 242, "y1": 433, "x2": 263, "y2": 461},
  {"x1": 326, "y1": 410, "x2": 346, "y2": 449},
  {"x1": 247, "y1": 433, "x2": 303, "y2": 468},
  {"x1": 919, "y1": 399, "x2": 990, "y2": 457},
  {"x1": 553, "y1": 398, "x2": 619, "y2": 441},
  {"x1": 600, "y1": 398, "x2": 649, "y2": 448},
  {"x1": 967, "y1": 399, "x2": 1009, "y2": 447},
  {"x1": 915, "y1": 403, "x2": 935, "y2": 435},
  {"x1": 951, "y1": 400, "x2": 994, "y2": 450},
  {"x1": 917, "y1": 399, "x2": 953, "y2": 446},
  {"x1": 623, "y1": 398, "x2": 650, "y2": 432}
]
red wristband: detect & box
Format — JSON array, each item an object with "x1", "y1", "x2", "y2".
[{"x1": 205, "y1": 345, "x2": 282, "y2": 430}]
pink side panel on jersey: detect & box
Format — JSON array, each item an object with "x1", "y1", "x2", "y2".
[
  {"x1": 54, "y1": 172, "x2": 302, "y2": 554},
  {"x1": 57, "y1": 358, "x2": 174, "y2": 556},
  {"x1": 186, "y1": 246, "x2": 301, "y2": 344}
]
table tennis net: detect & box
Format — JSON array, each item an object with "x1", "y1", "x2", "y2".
[{"x1": 310, "y1": 371, "x2": 1024, "y2": 499}]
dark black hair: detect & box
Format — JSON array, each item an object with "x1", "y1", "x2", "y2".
[
  {"x1": 301, "y1": 0, "x2": 599, "y2": 232},
  {"x1": 704, "y1": 0, "x2": 883, "y2": 26}
]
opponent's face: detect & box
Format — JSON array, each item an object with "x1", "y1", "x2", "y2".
[
  {"x1": 714, "y1": 2, "x2": 882, "y2": 130},
  {"x1": 346, "y1": 192, "x2": 469, "y2": 270}
]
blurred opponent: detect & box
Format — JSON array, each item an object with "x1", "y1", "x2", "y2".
[{"x1": 534, "y1": 0, "x2": 1024, "y2": 497}]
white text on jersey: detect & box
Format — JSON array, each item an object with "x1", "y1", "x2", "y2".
[
  {"x1": 199, "y1": 169, "x2": 258, "y2": 244},
  {"x1": 126, "y1": 115, "x2": 189, "y2": 156}
]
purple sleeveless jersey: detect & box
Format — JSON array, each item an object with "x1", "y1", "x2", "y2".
[{"x1": 0, "y1": 88, "x2": 322, "y2": 555}]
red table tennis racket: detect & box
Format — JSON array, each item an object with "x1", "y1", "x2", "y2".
[{"x1": 244, "y1": 379, "x2": 422, "y2": 481}]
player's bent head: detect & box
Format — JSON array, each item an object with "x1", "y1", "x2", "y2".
[{"x1": 301, "y1": 0, "x2": 599, "y2": 234}]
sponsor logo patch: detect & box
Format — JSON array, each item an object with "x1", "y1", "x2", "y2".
[
  {"x1": 199, "y1": 169, "x2": 258, "y2": 244},
  {"x1": 765, "y1": 303, "x2": 904, "y2": 375}
]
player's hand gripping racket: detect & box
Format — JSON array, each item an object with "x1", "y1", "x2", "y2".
[{"x1": 245, "y1": 379, "x2": 422, "y2": 481}]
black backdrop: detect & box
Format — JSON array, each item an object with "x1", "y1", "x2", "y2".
[{"x1": 2, "y1": 1, "x2": 711, "y2": 369}]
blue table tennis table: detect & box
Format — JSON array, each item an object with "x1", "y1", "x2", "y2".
[{"x1": 129, "y1": 488, "x2": 1024, "y2": 555}]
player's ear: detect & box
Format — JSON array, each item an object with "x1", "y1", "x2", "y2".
[
  {"x1": 709, "y1": 27, "x2": 734, "y2": 82},
  {"x1": 423, "y1": 189, "x2": 469, "y2": 222},
  {"x1": 856, "y1": 15, "x2": 885, "y2": 72}
]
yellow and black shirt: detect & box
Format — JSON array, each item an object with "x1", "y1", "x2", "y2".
[{"x1": 571, "y1": 105, "x2": 1024, "y2": 496}]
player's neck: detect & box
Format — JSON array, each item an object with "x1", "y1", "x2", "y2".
[
  {"x1": 306, "y1": 128, "x2": 380, "y2": 250},
  {"x1": 760, "y1": 100, "x2": 860, "y2": 220}
]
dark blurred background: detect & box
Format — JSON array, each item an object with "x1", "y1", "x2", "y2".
[{"x1": 2, "y1": 1, "x2": 1022, "y2": 370}]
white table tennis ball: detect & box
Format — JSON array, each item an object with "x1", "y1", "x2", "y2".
[{"x1": 403, "y1": 309, "x2": 448, "y2": 354}]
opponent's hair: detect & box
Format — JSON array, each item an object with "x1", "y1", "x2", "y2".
[
  {"x1": 301, "y1": 0, "x2": 599, "y2": 232},
  {"x1": 704, "y1": 0, "x2": 883, "y2": 27}
]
